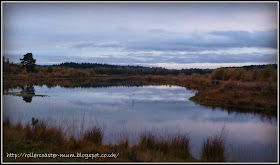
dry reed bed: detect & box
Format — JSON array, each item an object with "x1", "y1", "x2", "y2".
[{"x1": 3, "y1": 118, "x2": 227, "y2": 162}]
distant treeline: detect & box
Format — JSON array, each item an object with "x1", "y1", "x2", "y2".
[
  {"x1": 54, "y1": 62, "x2": 277, "y2": 76},
  {"x1": 223, "y1": 64, "x2": 277, "y2": 70},
  {"x1": 55, "y1": 62, "x2": 213, "y2": 75},
  {"x1": 3, "y1": 55, "x2": 277, "y2": 78}
]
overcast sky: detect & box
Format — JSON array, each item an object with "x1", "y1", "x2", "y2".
[{"x1": 2, "y1": 2, "x2": 278, "y2": 69}]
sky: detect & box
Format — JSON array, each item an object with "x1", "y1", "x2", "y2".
[{"x1": 2, "y1": 2, "x2": 278, "y2": 69}]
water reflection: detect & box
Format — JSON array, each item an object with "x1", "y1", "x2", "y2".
[
  {"x1": 3, "y1": 78, "x2": 276, "y2": 119},
  {"x1": 3, "y1": 78, "x2": 150, "y2": 90},
  {"x1": 20, "y1": 85, "x2": 35, "y2": 103}
]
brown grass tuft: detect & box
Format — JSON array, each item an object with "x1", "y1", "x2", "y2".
[
  {"x1": 82, "y1": 126, "x2": 104, "y2": 146},
  {"x1": 201, "y1": 127, "x2": 228, "y2": 162}
]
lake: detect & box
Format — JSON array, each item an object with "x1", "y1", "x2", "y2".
[{"x1": 3, "y1": 81, "x2": 277, "y2": 162}]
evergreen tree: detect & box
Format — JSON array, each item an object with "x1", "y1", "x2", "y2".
[{"x1": 20, "y1": 53, "x2": 36, "y2": 72}]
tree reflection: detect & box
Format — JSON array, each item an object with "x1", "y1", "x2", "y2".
[{"x1": 20, "y1": 85, "x2": 35, "y2": 103}]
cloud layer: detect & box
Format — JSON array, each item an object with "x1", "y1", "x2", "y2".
[{"x1": 3, "y1": 2, "x2": 278, "y2": 69}]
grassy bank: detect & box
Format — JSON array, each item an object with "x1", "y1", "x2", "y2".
[
  {"x1": 3, "y1": 119, "x2": 214, "y2": 162},
  {"x1": 130, "y1": 74, "x2": 277, "y2": 116}
]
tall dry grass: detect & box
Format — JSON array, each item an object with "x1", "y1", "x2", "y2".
[
  {"x1": 139, "y1": 131, "x2": 191, "y2": 159},
  {"x1": 201, "y1": 127, "x2": 228, "y2": 162},
  {"x1": 82, "y1": 126, "x2": 104, "y2": 146},
  {"x1": 3, "y1": 118, "x2": 197, "y2": 162}
]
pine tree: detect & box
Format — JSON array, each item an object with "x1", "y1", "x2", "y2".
[{"x1": 20, "y1": 53, "x2": 36, "y2": 72}]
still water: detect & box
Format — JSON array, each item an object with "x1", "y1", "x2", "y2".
[{"x1": 3, "y1": 84, "x2": 277, "y2": 162}]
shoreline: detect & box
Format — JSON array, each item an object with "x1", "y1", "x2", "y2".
[{"x1": 3, "y1": 74, "x2": 277, "y2": 116}]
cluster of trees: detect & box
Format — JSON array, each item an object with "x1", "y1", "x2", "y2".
[
  {"x1": 3, "y1": 53, "x2": 37, "y2": 74},
  {"x1": 210, "y1": 65, "x2": 277, "y2": 82},
  {"x1": 3, "y1": 56, "x2": 95, "y2": 77},
  {"x1": 3, "y1": 56, "x2": 22, "y2": 74}
]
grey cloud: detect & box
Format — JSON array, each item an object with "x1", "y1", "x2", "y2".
[
  {"x1": 71, "y1": 42, "x2": 122, "y2": 49},
  {"x1": 69, "y1": 29, "x2": 277, "y2": 52},
  {"x1": 209, "y1": 30, "x2": 277, "y2": 48},
  {"x1": 34, "y1": 51, "x2": 276, "y2": 65},
  {"x1": 125, "y1": 30, "x2": 277, "y2": 51}
]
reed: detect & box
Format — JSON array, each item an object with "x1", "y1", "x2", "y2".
[
  {"x1": 3, "y1": 119, "x2": 196, "y2": 162},
  {"x1": 201, "y1": 127, "x2": 228, "y2": 162}
]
